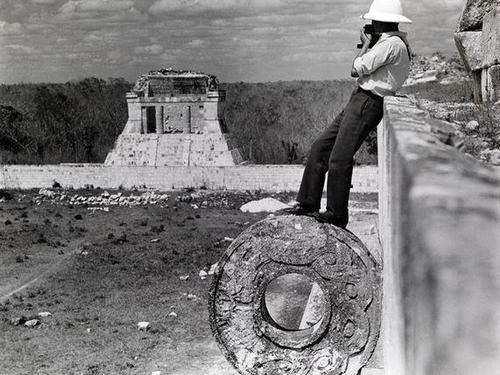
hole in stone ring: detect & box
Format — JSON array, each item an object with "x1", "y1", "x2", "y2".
[{"x1": 263, "y1": 273, "x2": 328, "y2": 331}]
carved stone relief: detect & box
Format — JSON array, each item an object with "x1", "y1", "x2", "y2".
[{"x1": 209, "y1": 215, "x2": 382, "y2": 375}]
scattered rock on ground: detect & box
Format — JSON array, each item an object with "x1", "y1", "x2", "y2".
[
  {"x1": 466, "y1": 120, "x2": 480, "y2": 131},
  {"x1": 404, "y1": 53, "x2": 468, "y2": 87},
  {"x1": 208, "y1": 263, "x2": 218, "y2": 275},
  {"x1": 88, "y1": 207, "x2": 109, "y2": 212},
  {"x1": 137, "y1": 322, "x2": 150, "y2": 331},
  {"x1": 240, "y1": 198, "x2": 289, "y2": 213},
  {"x1": 38, "y1": 189, "x2": 56, "y2": 198},
  {"x1": 24, "y1": 319, "x2": 40, "y2": 328},
  {"x1": 31, "y1": 190, "x2": 170, "y2": 208}
]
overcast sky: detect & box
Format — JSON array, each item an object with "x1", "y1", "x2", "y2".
[{"x1": 0, "y1": 0, "x2": 464, "y2": 84}]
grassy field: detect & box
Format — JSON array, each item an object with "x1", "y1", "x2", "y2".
[
  {"x1": 0, "y1": 189, "x2": 272, "y2": 375},
  {"x1": 0, "y1": 189, "x2": 379, "y2": 375}
]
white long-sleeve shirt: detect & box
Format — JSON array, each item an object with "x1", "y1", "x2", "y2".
[{"x1": 353, "y1": 31, "x2": 411, "y2": 97}]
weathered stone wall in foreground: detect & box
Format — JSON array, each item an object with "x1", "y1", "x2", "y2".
[
  {"x1": 0, "y1": 164, "x2": 378, "y2": 193},
  {"x1": 378, "y1": 97, "x2": 500, "y2": 375}
]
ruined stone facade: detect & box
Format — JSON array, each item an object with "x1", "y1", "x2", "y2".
[
  {"x1": 105, "y1": 69, "x2": 243, "y2": 166},
  {"x1": 455, "y1": 0, "x2": 500, "y2": 102}
]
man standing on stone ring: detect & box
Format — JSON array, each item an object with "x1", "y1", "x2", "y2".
[{"x1": 285, "y1": 0, "x2": 412, "y2": 229}]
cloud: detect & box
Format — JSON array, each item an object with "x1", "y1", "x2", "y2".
[
  {"x1": 104, "y1": 50, "x2": 122, "y2": 64},
  {"x1": 405, "y1": 0, "x2": 463, "y2": 21},
  {"x1": 57, "y1": 0, "x2": 142, "y2": 20},
  {"x1": 404, "y1": 0, "x2": 463, "y2": 52},
  {"x1": 409, "y1": 0, "x2": 463, "y2": 9},
  {"x1": 282, "y1": 50, "x2": 350, "y2": 63},
  {"x1": 134, "y1": 44, "x2": 164, "y2": 55},
  {"x1": 89, "y1": 50, "x2": 123, "y2": 65},
  {"x1": 32, "y1": 0, "x2": 60, "y2": 4},
  {"x1": 231, "y1": 36, "x2": 265, "y2": 47},
  {"x1": 308, "y1": 28, "x2": 349, "y2": 37},
  {"x1": 0, "y1": 21, "x2": 24, "y2": 35},
  {"x1": 59, "y1": 0, "x2": 135, "y2": 14},
  {"x1": 186, "y1": 39, "x2": 204, "y2": 47},
  {"x1": 0, "y1": 0, "x2": 472, "y2": 84},
  {"x1": 83, "y1": 30, "x2": 122, "y2": 43},
  {"x1": 0, "y1": 0, "x2": 28, "y2": 17},
  {"x1": 4, "y1": 44, "x2": 36, "y2": 53},
  {"x1": 148, "y1": 0, "x2": 308, "y2": 15}
]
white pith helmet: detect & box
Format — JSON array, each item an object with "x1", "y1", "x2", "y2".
[{"x1": 362, "y1": 0, "x2": 412, "y2": 24}]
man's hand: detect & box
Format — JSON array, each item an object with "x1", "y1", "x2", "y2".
[
  {"x1": 351, "y1": 29, "x2": 372, "y2": 78},
  {"x1": 360, "y1": 28, "x2": 372, "y2": 47}
]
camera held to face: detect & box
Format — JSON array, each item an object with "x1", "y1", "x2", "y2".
[{"x1": 357, "y1": 24, "x2": 379, "y2": 49}]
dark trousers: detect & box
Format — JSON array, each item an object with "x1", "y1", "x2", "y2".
[{"x1": 297, "y1": 87, "x2": 384, "y2": 227}]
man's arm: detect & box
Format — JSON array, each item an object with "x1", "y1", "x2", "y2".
[{"x1": 351, "y1": 29, "x2": 371, "y2": 78}]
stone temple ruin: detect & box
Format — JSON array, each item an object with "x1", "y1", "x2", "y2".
[
  {"x1": 455, "y1": 0, "x2": 500, "y2": 103},
  {"x1": 105, "y1": 69, "x2": 242, "y2": 166}
]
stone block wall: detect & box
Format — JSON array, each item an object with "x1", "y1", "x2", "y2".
[
  {"x1": 458, "y1": 0, "x2": 499, "y2": 31},
  {"x1": 455, "y1": 31, "x2": 483, "y2": 71},
  {"x1": 146, "y1": 76, "x2": 208, "y2": 96},
  {"x1": 105, "y1": 135, "x2": 158, "y2": 166},
  {"x1": 104, "y1": 134, "x2": 242, "y2": 167},
  {"x1": 482, "y1": 7, "x2": 500, "y2": 66},
  {"x1": 455, "y1": 1, "x2": 500, "y2": 102},
  {"x1": 0, "y1": 164, "x2": 378, "y2": 193},
  {"x1": 378, "y1": 97, "x2": 500, "y2": 375}
]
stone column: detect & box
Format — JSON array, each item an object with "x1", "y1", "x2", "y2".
[
  {"x1": 488, "y1": 65, "x2": 500, "y2": 102},
  {"x1": 155, "y1": 106, "x2": 163, "y2": 134},
  {"x1": 481, "y1": 6, "x2": 500, "y2": 102},
  {"x1": 185, "y1": 105, "x2": 192, "y2": 133},
  {"x1": 481, "y1": 65, "x2": 500, "y2": 102},
  {"x1": 141, "y1": 106, "x2": 147, "y2": 134}
]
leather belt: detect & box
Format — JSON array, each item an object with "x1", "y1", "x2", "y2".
[{"x1": 356, "y1": 86, "x2": 383, "y2": 101}]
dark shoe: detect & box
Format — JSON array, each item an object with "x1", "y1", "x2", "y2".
[
  {"x1": 280, "y1": 204, "x2": 315, "y2": 216},
  {"x1": 311, "y1": 211, "x2": 348, "y2": 229}
]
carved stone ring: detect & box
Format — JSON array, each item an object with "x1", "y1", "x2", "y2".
[{"x1": 209, "y1": 215, "x2": 382, "y2": 375}]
